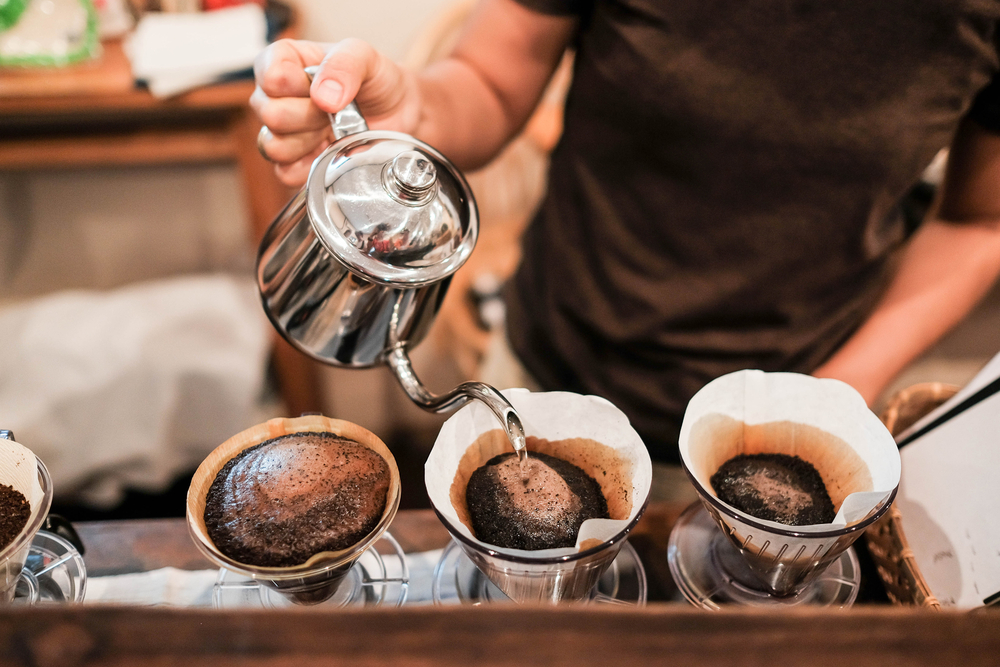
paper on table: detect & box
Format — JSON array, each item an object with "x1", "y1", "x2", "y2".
[
  {"x1": 84, "y1": 567, "x2": 218, "y2": 607},
  {"x1": 126, "y1": 5, "x2": 267, "y2": 98},
  {"x1": 81, "y1": 549, "x2": 444, "y2": 607},
  {"x1": 397, "y1": 548, "x2": 442, "y2": 605},
  {"x1": 896, "y1": 389, "x2": 1000, "y2": 609},
  {"x1": 895, "y1": 352, "x2": 1000, "y2": 444}
]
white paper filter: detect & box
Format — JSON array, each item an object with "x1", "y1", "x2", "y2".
[
  {"x1": 679, "y1": 370, "x2": 900, "y2": 531},
  {"x1": 0, "y1": 438, "x2": 44, "y2": 542},
  {"x1": 426, "y1": 389, "x2": 652, "y2": 558}
]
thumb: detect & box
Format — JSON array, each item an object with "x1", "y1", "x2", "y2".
[
  {"x1": 310, "y1": 38, "x2": 378, "y2": 113},
  {"x1": 311, "y1": 38, "x2": 407, "y2": 119}
]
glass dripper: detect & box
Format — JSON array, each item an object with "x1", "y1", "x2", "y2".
[
  {"x1": 433, "y1": 504, "x2": 647, "y2": 603},
  {"x1": 187, "y1": 416, "x2": 401, "y2": 605},
  {"x1": 425, "y1": 390, "x2": 652, "y2": 603},
  {"x1": 0, "y1": 444, "x2": 53, "y2": 604},
  {"x1": 680, "y1": 464, "x2": 894, "y2": 597},
  {"x1": 673, "y1": 370, "x2": 901, "y2": 598}
]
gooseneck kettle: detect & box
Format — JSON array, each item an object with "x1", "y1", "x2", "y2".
[{"x1": 256, "y1": 69, "x2": 525, "y2": 454}]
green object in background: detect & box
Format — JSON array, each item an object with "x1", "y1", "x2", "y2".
[
  {"x1": 0, "y1": 0, "x2": 28, "y2": 31},
  {"x1": 0, "y1": 0, "x2": 99, "y2": 67}
]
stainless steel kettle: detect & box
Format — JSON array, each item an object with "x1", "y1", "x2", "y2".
[{"x1": 256, "y1": 75, "x2": 525, "y2": 453}]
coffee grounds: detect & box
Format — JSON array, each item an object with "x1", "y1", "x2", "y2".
[
  {"x1": 710, "y1": 453, "x2": 835, "y2": 526},
  {"x1": 204, "y1": 432, "x2": 389, "y2": 567},
  {"x1": 466, "y1": 451, "x2": 609, "y2": 550},
  {"x1": 0, "y1": 483, "x2": 31, "y2": 551}
]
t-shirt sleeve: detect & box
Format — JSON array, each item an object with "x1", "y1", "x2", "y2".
[
  {"x1": 968, "y1": 71, "x2": 1000, "y2": 134},
  {"x1": 511, "y1": 0, "x2": 588, "y2": 17}
]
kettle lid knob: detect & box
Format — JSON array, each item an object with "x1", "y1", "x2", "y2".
[{"x1": 385, "y1": 151, "x2": 438, "y2": 204}]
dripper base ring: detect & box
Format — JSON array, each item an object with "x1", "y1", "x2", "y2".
[
  {"x1": 213, "y1": 532, "x2": 408, "y2": 609},
  {"x1": 431, "y1": 539, "x2": 647, "y2": 606},
  {"x1": 667, "y1": 503, "x2": 860, "y2": 609},
  {"x1": 11, "y1": 529, "x2": 87, "y2": 605}
]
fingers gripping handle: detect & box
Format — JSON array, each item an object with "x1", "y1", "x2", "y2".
[{"x1": 304, "y1": 65, "x2": 369, "y2": 140}]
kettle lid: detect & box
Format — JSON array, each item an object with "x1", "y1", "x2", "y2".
[{"x1": 305, "y1": 130, "x2": 478, "y2": 286}]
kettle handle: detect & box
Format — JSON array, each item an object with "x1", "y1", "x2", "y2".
[{"x1": 304, "y1": 66, "x2": 370, "y2": 140}]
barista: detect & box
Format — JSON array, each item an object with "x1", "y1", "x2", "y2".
[{"x1": 251, "y1": 0, "x2": 1000, "y2": 465}]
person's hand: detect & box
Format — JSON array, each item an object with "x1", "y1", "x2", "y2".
[
  {"x1": 251, "y1": 38, "x2": 421, "y2": 187},
  {"x1": 252, "y1": 0, "x2": 576, "y2": 181}
]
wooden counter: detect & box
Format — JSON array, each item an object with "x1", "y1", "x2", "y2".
[
  {"x1": 2, "y1": 597, "x2": 997, "y2": 666},
  {"x1": 1, "y1": 506, "x2": 998, "y2": 665},
  {"x1": 73, "y1": 505, "x2": 691, "y2": 601}
]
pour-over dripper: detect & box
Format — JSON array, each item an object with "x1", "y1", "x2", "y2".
[
  {"x1": 187, "y1": 415, "x2": 401, "y2": 605},
  {"x1": 667, "y1": 501, "x2": 862, "y2": 608},
  {"x1": 672, "y1": 370, "x2": 900, "y2": 599},
  {"x1": 213, "y1": 532, "x2": 409, "y2": 608},
  {"x1": 432, "y1": 538, "x2": 648, "y2": 605},
  {"x1": 426, "y1": 390, "x2": 652, "y2": 603},
  {"x1": 0, "y1": 432, "x2": 53, "y2": 604},
  {"x1": 435, "y1": 511, "x2": 646, "y2": 603},
  {"x1": 678, "y1": 467, "x2": 894, "y2": 599}
]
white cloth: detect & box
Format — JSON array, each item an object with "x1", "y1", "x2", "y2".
[
  {"x1": 0, "y1": 274, "x2": 271, "y2": 507},
  {"x1": 85, "y1": 567, "x2": 218, "y2": 607},
  {"x1": 82, "y1": 549, "x2": 446, "y2": 607}
]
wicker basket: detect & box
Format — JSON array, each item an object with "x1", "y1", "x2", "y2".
[{"x1": 865, "y1": 382, "x2": 959, "y2": 608}]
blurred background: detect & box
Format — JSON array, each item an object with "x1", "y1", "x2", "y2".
[{"x1": 0, "y1": 0, "x2": 996, "y2": 521}]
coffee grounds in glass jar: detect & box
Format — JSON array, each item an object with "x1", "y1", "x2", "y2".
[{"x1": 0, "y1": 483, "x2": 31, "y2": 551}]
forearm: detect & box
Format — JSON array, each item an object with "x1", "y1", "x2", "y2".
[
  {"x1": 253, "y1": 0, "x2": 574, "y2": 184},
  {"x1": 813, "y1": 217, "x2": 1000, "y2": 404},
  {"x1": 413, "y1": 59, "x2": 530, "y2": 170},
  {"x1": 412, "y1": 0, "x2": 576, "y2": 168},
  {"x1": 814, "y1": 119, "x2": 1000, "y2": 404}
]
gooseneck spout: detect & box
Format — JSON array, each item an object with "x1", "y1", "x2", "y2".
[{"x1": 386, "y1": 346, "x2": 527, "y2": 459}]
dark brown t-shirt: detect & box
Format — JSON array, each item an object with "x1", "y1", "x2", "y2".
[{"x1": 504, "y1": 0, "x2": 1000, "y2": 462}]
